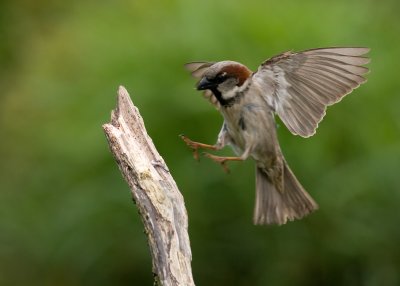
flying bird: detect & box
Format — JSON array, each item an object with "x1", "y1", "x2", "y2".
[{"x1": 181, "y1": 47, "x2": 370, "y2": 225}]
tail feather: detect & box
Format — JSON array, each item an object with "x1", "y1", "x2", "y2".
[{"x1": 253, "y1": 162, "x2": 318, "y2": 225}]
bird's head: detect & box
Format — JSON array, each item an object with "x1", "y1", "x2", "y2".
[{"x1": 185, "y1": 61, "x2": 252, "y2": 96}]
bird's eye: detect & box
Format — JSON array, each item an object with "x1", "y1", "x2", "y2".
[{"x1": 215, "y1": 72, "x2": 228, "y2": 82}]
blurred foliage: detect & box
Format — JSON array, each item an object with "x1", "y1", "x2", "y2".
[{"x1": 1, "y1": 0, "x2": 400, "y2": 285}]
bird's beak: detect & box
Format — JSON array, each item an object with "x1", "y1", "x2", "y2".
[{"x1": 197, "y1": 77, "x2": 216, "y2": 90}]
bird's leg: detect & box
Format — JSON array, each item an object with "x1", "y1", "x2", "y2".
[
  {"x1": 180, "y1": 134, "x2": 221, "y2": 161},
  {"x1": 202, "y1": 154, "x2": 243, "y2": 173},
  {"x1": 203, "y1": 146, "x2": 251, "y2": 173}
]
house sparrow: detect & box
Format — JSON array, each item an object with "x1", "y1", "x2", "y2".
[{"x1": 182, "y1": 47, "x2": 370, "y2": 225}]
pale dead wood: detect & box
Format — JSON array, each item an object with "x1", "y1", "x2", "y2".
[{"x1": 102, "y1": 86, "x2": 195, "y2": 286}]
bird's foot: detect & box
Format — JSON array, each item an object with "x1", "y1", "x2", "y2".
[
  {"x1": 180, "y1": 134, "x2": 217, "y2": 161},
  {"x1": 202, "y1": 153, "x2": 244, "y2": 173}
]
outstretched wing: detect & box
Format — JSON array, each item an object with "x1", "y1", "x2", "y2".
[
  {"x1": 184, "y1": 61, "x2": 221, "y2": 109},
  {"x1": 253, "y1": 47, "x2": 370, "y2": 137}
]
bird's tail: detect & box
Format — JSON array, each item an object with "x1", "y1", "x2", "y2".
[{"x1": 253, "y1": 162, "x2": 318, "y2": 225}]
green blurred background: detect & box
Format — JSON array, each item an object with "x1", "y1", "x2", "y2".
[{"x1": 1, "y1": 0, "x2": 399, "y2": 285}]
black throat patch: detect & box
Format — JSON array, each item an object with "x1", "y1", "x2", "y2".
[
  {"x1": 211, "y1": 83, "x2": 250, "y2": 108},
  {"x1": 210, "y1": 88, "x2": 235, "y2": 107}
]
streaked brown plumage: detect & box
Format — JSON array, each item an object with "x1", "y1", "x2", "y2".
[{"x1": 182, "y1": 47, "x2": 370, "y2": 225}]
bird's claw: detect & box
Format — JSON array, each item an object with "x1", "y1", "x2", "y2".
[
  {"x1": 202, "y1": 152, "x2": 230, "y2": 173},
  {"x1": 180, "y1": 134, "x2": 200, "y2": 161}
]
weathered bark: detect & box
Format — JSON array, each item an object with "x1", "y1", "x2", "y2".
[{"x1": 102, "y1": 86, "x2": 195, "y2": 286}]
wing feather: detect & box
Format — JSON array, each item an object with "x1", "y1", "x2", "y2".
[
  {"x1": 253, "y1": 47, "x2": 370, "y2": 137},
  {"x1": 300, "y1": 65, "x2": 366, "y2": 84},
  {"x1": 304, "y1": 59, "x2": 369, "y2": 75},
  {"x1": 293, "y1": 74, "x2": 336, "y2": 104},
  {"x1": 184, "y1": 62, "x2": 215, "y2": 78},
  {"x1": 302, "y1": 47, "x2": 370, "y2": 56}
]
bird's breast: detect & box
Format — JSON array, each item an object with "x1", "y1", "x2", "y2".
[{"x1": 221, "y1": 92, "x2": 280, "y2": 161}]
